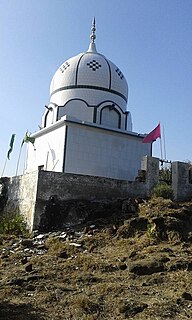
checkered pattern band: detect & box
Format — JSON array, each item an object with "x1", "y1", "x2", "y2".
[
  {"x1": 60, "y1": 62, "x2": 70, "y2": 73},
  {"x1": 87, "y1": 60, "x2": 102, "y2": 71},
  {"x1": 116, "y1": 68, "x2": 124, "y2": 80}
]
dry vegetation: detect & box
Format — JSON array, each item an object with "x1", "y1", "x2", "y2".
[{"x1": 0, "y1": 198, "x2": 192, "y2": 319}]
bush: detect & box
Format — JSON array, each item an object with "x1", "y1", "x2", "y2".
[
  {"x1": 159, "y1": 167, "x2": 172, "y2": 185},
  {"x1": 150, "y1": 183, "x2": 174, "y2": 200},
  {"x1": 0, "y1": 211, "x2": 28, "y2": 236}
]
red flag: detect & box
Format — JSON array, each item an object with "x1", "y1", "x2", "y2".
[{"x1": 142, "y1": 123, "x2": 161, "y2": 143}]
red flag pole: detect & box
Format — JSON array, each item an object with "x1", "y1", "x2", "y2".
[
  {"x1": 159, "y1": 122, "x2": 163, "y2": 160},
  {"x1": 159, "y1": 135, "x2": 163, "y2": 161},
  {"x1": 163, "y1": 125, "x2": 167, "y2": 161}
]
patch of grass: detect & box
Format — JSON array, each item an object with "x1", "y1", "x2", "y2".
[
  {"x1": 150, "y1": 183, "x2": 174, "y2": 200},
  {"x1": 139, "y1": 197, "x2": 175, "y2": 217},
  {"x1": 0, "y1": 211, "x2": 28, "y2": 236},
  {"x1": 72, "y1": 294, "x2": 104, "y2": 319},
  {"x1": 74, "y1": 295, "x2": 100, "y2": 313},
  {"x1": 83, "y1": 230, "x2": 111, "y2": 251},
  {"x1": 147, "y1": 222, "x2": 157, "y2": 239}
]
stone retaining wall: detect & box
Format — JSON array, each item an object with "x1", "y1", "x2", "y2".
[{"x1": 1, "y1": 156, "x2": 192, "y2": 231}]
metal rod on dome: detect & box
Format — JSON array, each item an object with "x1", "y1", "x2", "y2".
[{"x1": 90, "y1": 17, "x2": 96, "y2": 43}]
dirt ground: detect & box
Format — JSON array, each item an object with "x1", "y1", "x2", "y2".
[{"x1": 0, "y1": 198, "x2": 192, "y2": 319}]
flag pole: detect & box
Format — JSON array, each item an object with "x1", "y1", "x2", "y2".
[
  {"x1": 16, "y1": 131, "x2": 36, "y2": 176},
  {"x1": 158, "y1": 122, "x2": 163, "y2": 161},
  {"x1": 163, "y1": 125, "x2": 167, "y2": 161},
  {"x1": 15, "y1": 145, "x2": 23, "y2": 176},
  {"x1": 159, "y1": 136, "x2": 163, "y2": 161},
  {"x1": 1, "y1": 158, "x2": 8, "y2": 177},
  {"x1": 1, "y1": 134, "x2": 16, "y2": 177}
]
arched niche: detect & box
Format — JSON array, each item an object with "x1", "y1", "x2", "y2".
[
  {"x1": 100, "y1": 105, "x2": 121, "y2": 129},
  {"x1": 57, "y1": 99, "x2": 93, "y2": 123}
]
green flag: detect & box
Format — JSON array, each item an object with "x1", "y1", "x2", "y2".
[
  {"x1": 22, "y1": 131, "x2": 36, "y2": 150},
  {"x1": 22, "y1": 132, "x2": 35, "y2": 145},
  {"x1": 7, "y1": 134, "x2": 16, "y2": 160}
]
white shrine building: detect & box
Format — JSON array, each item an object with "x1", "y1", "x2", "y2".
[{"x1": 24, "y1": 19, "x2": 151, "y2": 181}]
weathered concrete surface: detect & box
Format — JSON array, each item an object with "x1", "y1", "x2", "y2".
[
  {"x1": 1, "y1": 165, "x2": 150, "y2": 231},
  {"x1": 37, "y1": 198, "x2": 137, "y2": 232},
  {"x1": 4, "y1": 172, "x2": 38, "y2": 230},
  {"x1": 172, "y1": 162, "x2": 192, "y2": 201},
  {"x1": 141, "y1": 156, "x2": 159, "y2": 194},
  {"x1": 33, "y1": 171, "x2": 147, "y2": 230}
]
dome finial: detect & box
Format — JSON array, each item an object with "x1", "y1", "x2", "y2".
[
  {"x1": 87, "y1": 17, "x2": 97, "y2": 53},
  {"x1": 90, "y1": 17, "x2": 96, "y2": 43}
]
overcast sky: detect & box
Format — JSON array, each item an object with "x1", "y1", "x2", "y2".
[{"x1": 0, "y1": 0, "x2": 192, "y2": 176}]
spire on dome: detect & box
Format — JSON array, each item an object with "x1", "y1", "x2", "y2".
[
  {"x1": 87, "y1": 17, "x2": 97, "y2": 53},
  {"x1": 90, "y1": 17, "x2": 96, "y2": 43}
]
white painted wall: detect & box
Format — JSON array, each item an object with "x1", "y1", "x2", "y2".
[
  {"x1": 65, "y1": 122, "x2": 151, "y2": 181},
  {"x1": 25, "y1": 117, "x2": 151, "y2": 181},
  {"x1": 24, "y1": 124, "x2": 66, "y2": 173}
]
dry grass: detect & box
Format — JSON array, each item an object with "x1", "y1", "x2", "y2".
[{"x1": 0, "y1": 200, "x2": 192, "y2": 319}]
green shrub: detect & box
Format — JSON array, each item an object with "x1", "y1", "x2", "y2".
[
  {"x1": 159, "y1": 167, "x2": 172, "y2": 185},
  {"x1": 150, "y1": 183, "x2": 174, "y2": 200},
  {"x1": 0, "y1": 211, "x2": 28, "y2": 236}
]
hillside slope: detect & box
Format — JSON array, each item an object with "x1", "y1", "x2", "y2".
[{"x1": 0, "y1": 198, "x2": 192, "y2": 319}]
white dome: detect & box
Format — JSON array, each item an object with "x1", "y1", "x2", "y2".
[
  {"x1": 42, "y1": 19, "x2": 132, "y2": 131},
  {"x1": 49, "y1": 33, "x2": 128, "y2": 112}
]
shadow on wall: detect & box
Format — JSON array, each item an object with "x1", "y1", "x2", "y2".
[
  {"x1": 0, "y1": 178, "x2": 9, "y2": 213},
  {"x1": 38, "y1": 196, "x2": 139, "y2": 232}
]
